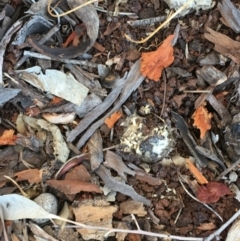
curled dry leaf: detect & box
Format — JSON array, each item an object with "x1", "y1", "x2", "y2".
[
  {"x1": 0, "y1": 129, "x2": 17, "y2": 145},
  {"x1": 196, "y1": 182, "x2": 232, "y2": 203},
  {"x1": 14, "y1": 169, "x2": 42, "y2": 184},
  {"x1": 140, "y1": 35, "x2": 174, "y2": 81},
  {"x1": 104, "y1": 111, "x2": 122, "y2": 129},
  {"x1": 46, "y1": 179, "x2": 102, "y2": 195},
  {"x1": 192, "y1": 104, "x2": 212, "y2": 139}
]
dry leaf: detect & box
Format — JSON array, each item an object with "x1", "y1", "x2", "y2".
[
  {"x1": 104, "y1": 151, "x2": 135, "y2": 180},
  {"x1": 140, "y1": 35, "x2": 174, "y2": 81},
  {"x1": 0, "y1": 130, "x2": 17, "y2": 145},
  {"x1": 65, "y1": 165, "x2": 91, "y2": 182},
  {"x1": 104, "y1": 111, "x2": 122, "y2": 129},
  {"x1": 196, "y1": 182, "x2": 232, "y2": 203},
  {"x1": 192, "y1": 104, "x2": 212, "y2": 139},
  {"x1": 46, "y1": 179, "x2": 102, "y2": 195},
  {"x1": 73, "y1": 199, "x2": 118, "y2": 240},
  {"x1": 120, "y1": 200, "x2": 147, "y2": 217},
  {"x1": 185, "y1": 158, "x2": 208, "y2": 184},
  {"x1": 14, "y1": 169, "x2": 42, "y2": 184}
]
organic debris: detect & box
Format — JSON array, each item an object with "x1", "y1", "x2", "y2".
[
  {"x1": 140, "y1": 35, "x2": 175, "y2": 81},
  {"x1": 196, "y1": 182, "x2": 232, "y2": 203},
  {"x1": 192, "y1": 103, "x2": 212, "y2": 139},
  {"x1": 1, "y1": 0, "x2": 240, "y2": 240}
]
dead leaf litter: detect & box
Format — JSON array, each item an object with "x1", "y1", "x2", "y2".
[{"x1": 1, "y1": 0, "x2": 240, "y2": 240}]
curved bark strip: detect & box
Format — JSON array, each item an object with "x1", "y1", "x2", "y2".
[{"x1": 27, "y1": 0, "x2": 99, "y2": 60}]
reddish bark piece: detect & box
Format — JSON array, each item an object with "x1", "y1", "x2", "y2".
[
  {"x1": 140, "y1": 35, "x2": 174, "y2": 81},
  {"x1": 0, "y1": 130, "x2": 17, "y2": 145},
  {"x1": 46, "y1": 179, "x2": 102, "y2": 195},
  {"x1": 65, "y1": 164, "x2": 91, "y2": 182},
  {"x1": 196, "y1": 182, "x2": 232, "y2": 203},
  {"x1": 15, "y1": 169, "x2": 42, "y2": 184},
  {"x1": 192, "y1": 104, "x2": 212, "y2": 139},
  {"x1": 185, "y1": 158, "x2": 208, "y2": 184}
]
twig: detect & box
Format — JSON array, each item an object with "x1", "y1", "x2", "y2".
[
  {"x1": 0, "y1": 205, "x2": 9, "y2": 241},
  {"x1": 68, "y1": 221, "x2": 204, "y2": 241},
  {"x1": 127, "y1": 15, "x2": 167, "y2": 27},
  {"x1": 125, "y1": 0, "x2": 194, "y2": 43},
  {"x1": 48, "y1": 0, "x2": 100, "y2": 18},
  {"x1": 178, "y1": 173, "x2": 223, "y2": 221},
  {"x1": 184, "y1": 90, "x2": 212, "y2": 93},
  {"x1": 160, "y1": 70, "x2": 167, "y2": 117},
  {"x1": 23, "y1": 51, "x2": 100, "y2": 68},
  {"x1": 216, "y1": 158, "x2": 240, "y2": 181},
  {"x1": 95, "y1": 6, "x2": 137, "y2": 17},
  {"x1": 131, "y1": 214, "x2": 141, "y2": 230}
]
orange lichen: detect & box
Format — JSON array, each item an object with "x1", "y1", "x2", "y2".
[
  {"x1": 192, "y1": 104, "x2": 212, "y2": 139},
  {"x1": 0, "y1": 129, "x2": 17, "y2": 145},
  {"x1": 104, "y1": 111, "x2": 122, "y2": 129},
  {"x1": 140, "y1": 35, "x2": 175, "y2": 81}
]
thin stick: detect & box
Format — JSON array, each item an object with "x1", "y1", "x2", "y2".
[
  {"x1": 131, "y1": 214, "x2": 141, "y2": 230},
  {"x1": 23, "y1": 51, "x2": 100, "y2": 68},
  {"x1": 184, "y1": 90, "x2": 212, "y2": 93},
  {"x1": 160, "y1": 70, "x2": 167, "y2": 118},
  {"x1": 0, "y1": 205, "x2": 9, "y2": 241},
  {"x1": 216, "y1": 158, "x2": 240, "y2": 181},
  {"x1": 47, "y1": 0, "x2": 100, "y2": 18},
  {"x1": 124, "y1": 0, "x2": 194, "y2": 44}
]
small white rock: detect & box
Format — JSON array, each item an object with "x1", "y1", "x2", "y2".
[{"x1": 33, "y1": 193, "x2": 58, "y2": 224}]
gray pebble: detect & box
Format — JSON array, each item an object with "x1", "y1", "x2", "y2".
[{"x1": 33, "y1": 193, "x2": 58, "y2": 224}]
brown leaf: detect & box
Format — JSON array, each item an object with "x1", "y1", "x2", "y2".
[
  {"x1": 15, "y1": 169, "x2": 42, "y2": 184},
  {"x1": 96, "y1": 165, "x2": 151, "y2": 206},
  {"x1": 140, "y1": 35, "x2": 174, "y2": 81},
  {"x1": 46, "y1": 179, "x2": 102, "y2": 195},
  {"x1": 104, "y1": 151, "x2": 135, "y2": 180},
  {"x1": 196, "y1": 182, "x2": 232, "y2": 203},
  {"x1": 135, "y1": 172, "x2": 162, "y2": 186},
  {"x1": 65, "y1": 164, "x2": 91, "y2": 182},
  {"x1": 192, "y1": 104, "x2": 212, "y2": 139},
  {"x1": 73, "y1": 199, "x2": 118, "y2": 240},
  {"x1": 0, "y1": 129, "x2": 17, "y2": 145},
  {"x1": 120, "y1": 200, "x2": 147, "y2": 217}
]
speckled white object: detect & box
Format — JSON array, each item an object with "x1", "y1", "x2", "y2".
[
  {"x1": 33, "y1": 193, "x2": 58, "y2": 224},
  {"x1": 119, "y1": 113, "x2": 176, "y2": 163}
]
